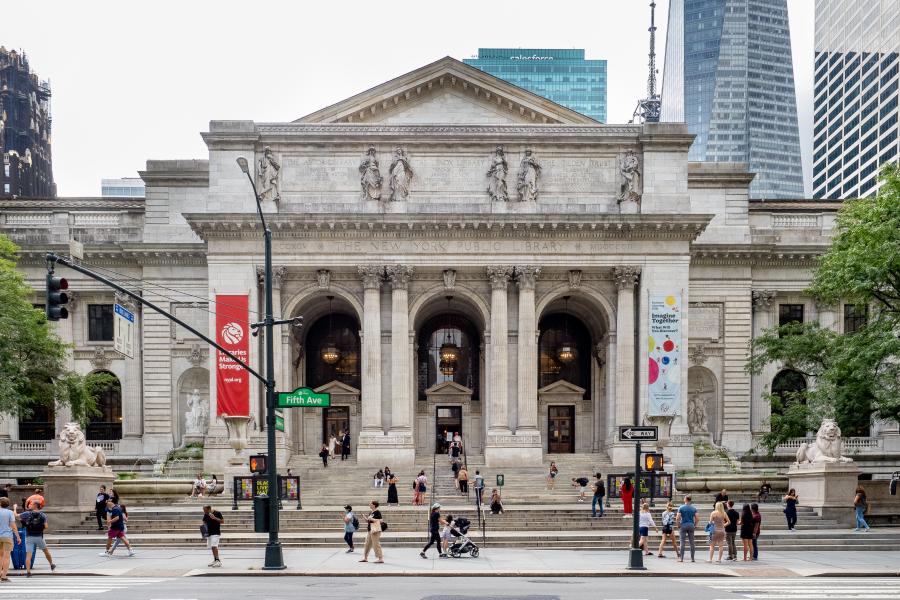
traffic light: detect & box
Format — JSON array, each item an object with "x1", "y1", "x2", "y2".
[
  {"x1": 46, "y1": 273, "x2": 69, "y2": 321},
  {"x1": 643, "y1": 452, "x2": 664, "y2": 472},
  {"x1": 249, "y1": 454, "x2": 268, "y2": 475}
]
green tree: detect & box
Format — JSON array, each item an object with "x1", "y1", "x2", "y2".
[{"x1": 0, "y1": 234, "x2": 113, "y2": 423}]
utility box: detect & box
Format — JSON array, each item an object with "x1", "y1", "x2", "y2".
[{"x1": 253, "y1": 495, "x2": 270, "y2": 533}]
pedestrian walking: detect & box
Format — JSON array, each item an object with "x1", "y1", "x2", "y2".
[
  {"x1": 359, "y1": 500, "x2": 384, "y2": 563},
  {"x1": 386, "y1": 472, "x2": 399, "y2": 505},
  {"x1": 572, "y1": 476, "x2": 590, "y2": 502},
  {"x1": 0, "y1": 498, "x2": 21, "y2": 582},
  {"x1": 783, "y1": 488, "x2": 799, "y2": 531},
  {"x1": 852, "y1": 485, "x2": 870, "y2": 532},
  {"x1": 25, "y1": 489, "x2": 44, "y2": 511},
  {"x1": 414, "y1": 471, "x2": 428, "y2": 506},
  {"x1": 546, "y1": 462, "x2": 559, "y2": 490},
  {"x1": 420, "y1": 503, "x2": 446, "y2": 559},
  {"x1": 108, "y1": 503, "x2": 129, "y2": 555},
  {"x1": 725, "y1": 500, "x2": 739, "y2": 561},
  {"x1": 621, "y1": 477, "x2": 634, "y2": 517},
  {"x1": 101, "y1": 498, "x2": 134, "y2": 557},
  {"x1": 108, "y1": 487, "x2": 120, "y2": 505},
  {"x1": 328, "y1": 434, "x2": 339, "y2": 459},
  {"x1": 319, "y1": 443, "x2": 329, "y2": 467},
  {"x1": 657, "y1": 501, "x2": 679, "y2": 558},
  {"x1": 751, "y1": 503, "x2": 762, "y2": 560},
  {"x1": 341, "y1": 430, "x2": 351, "y2": 460},
  {"x1": 457, "y1": 466, "x2": 469, "y2": 494},
  {"x1": 17, "y1": 503, "x2": 56, "y2": 576},
  {"x1": 591, "y1": 473, "x2": 605, "y2": 517},
  {"x1": 95, "y1": 485, "x2": 109, "y2": 530},
  {"x1": 676, "y1": 495, "x2": 698, "y2": 563},
  {"x1": 738, "y1": 503, "x2": 754, "y2": 561},
  {"x1": 706, "y1": 501, "x2": 730, "y2": 563},
  {"x1": 202, "y1": 505, "x2": 223, "y2": 567},
  {"x1": 638, "y1": 502, "x2": 658, "y2": 555},
  {"x1": 473, "y1": 470, "x2": 485, "y2": 505},
  {"x1": 342, "y1": 505, "x2": 357, "y2": 553}
]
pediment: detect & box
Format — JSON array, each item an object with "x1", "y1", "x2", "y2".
[
  {"x1": 296, "y1": 56, "x2": 596, "y2": 126},
  {"x1": 538, "y1": 379, "x2": 586, "y2": 396},
  {"x1": 425, "y1": 380, "x2": 473, "y2": 396},
  {"x1": 314, "y1": 380, "x2": 360, "y2": 396}
]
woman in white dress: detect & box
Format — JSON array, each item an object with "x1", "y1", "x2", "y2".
[{"x1": 328, "y1": 434, "x2": 339, "y2": 459}]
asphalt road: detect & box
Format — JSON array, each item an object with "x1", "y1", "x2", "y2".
[{"x1": 3, "y1": 576, "x2": 900, "y2": 600}]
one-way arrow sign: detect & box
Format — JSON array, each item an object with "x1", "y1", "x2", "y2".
[{"x1": 619, "y1": 426, "x2": 658, "y2": 442}]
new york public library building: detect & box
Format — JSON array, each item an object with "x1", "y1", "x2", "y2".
[{"x1": 3, "y1": 57, "x2": 880, "y2": 477}]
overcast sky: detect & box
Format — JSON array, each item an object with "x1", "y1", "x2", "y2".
[{"x1": 2, "y1": 0, "x2": 814, "y2": 197}]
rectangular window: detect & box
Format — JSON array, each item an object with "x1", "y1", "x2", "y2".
[
  {"x1": 843, "y1": 304, "x2": 868, "y2": 333},
  {"x1": 88, "y1": 304, "x2": 114, "y2": 341},
  {"x1": 779, "y1": 304, "x2": 804, "y2": 328}
]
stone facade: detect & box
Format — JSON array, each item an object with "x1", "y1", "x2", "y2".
[{"x1": 0, "y1": 58, "x2": 866, "y2": 474}]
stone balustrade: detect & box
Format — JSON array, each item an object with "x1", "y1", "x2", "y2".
[{"x1": 774, "y1": 436, "x2": 884, "y2": 455}]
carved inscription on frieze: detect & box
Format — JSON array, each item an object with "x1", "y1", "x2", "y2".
[{"x1": 278, "y1": 239, "x2": 623, "y2": 255}]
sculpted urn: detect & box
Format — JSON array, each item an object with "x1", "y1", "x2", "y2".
[{"x1": 222, "y1": 414, "x2": 252, "y2": 461}]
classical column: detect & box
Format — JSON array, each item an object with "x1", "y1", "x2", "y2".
[
  {"x1": 515, "y1": 266, "x2": 541, "y2": 432},
  {"x1": 386, "y1": 265, "x2": 413, "y2": 432},
  {"x1": 613, "y1": 266, "x2": 640, "y2": 428},
  {"x1": 751, "y1": 290, "x2": 777, "y2": 433},
  {"x1": 271, "y1": 267, "x2": 287, "y2": 391},
  {"x1": 815, "y1": 300, "x2": 838, "y2": 331},
  {"x1": 486, "y1": 266, "x2": 514, "y2": 434},
  {"x1": 358, "y1": 266, "x2": 384, "y2": 432}
]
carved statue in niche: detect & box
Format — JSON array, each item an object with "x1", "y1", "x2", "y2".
[
  {"x1": 688, "y1": 386, "x2": 709, "y2": 434},
  {"x1": 184, "y1": 388, "x2": 209, "y2": 436},
  {"x1": 257, "y1": 146, "x2": 281, "y2": 202},
  {"x1": 517, "y1": 148, "x2": 541, "y2": 202},
  {"x1": 358, "y1": 146, "x2": 383, "y2": 201},
  {"x1": 486, "y1": 146, "x2": 509, "y2": 201},
  {"x1": 389, "y1": 147, "x2": 413, "y2": 201},
  {"x1": 618, "y1": 150, "x2": 642, "y2": 205}
]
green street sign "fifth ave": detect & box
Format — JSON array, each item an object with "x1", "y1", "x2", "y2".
[{"x1": 277, "y1": 387, "x2": 331, "y2": 408}]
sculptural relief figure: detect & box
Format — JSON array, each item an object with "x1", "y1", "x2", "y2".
[
  {"x1": 257, "y1": 146, "x2": 281, "y2": 202},
  {"x1": 389, "y1": 147, "x2": 413, "y2": 201},
  {"x1": 486, "y1": 146, "x2": 509, "y2": 202},
  {"x1": 688, "y1": 388, "x2": 709, "y2": 434},
  {"x1": 359, "y1": 146, "x2": 383, "y2": 201},
  {"x1": 517, "y1": 148, "x2": 541, "y2": 202},
  {"x1": 184, "y1": 388, "x2": 209, "y2": 436},
  {"x1": 618, "y1": 150, "x2": 642, "y2": 204}
]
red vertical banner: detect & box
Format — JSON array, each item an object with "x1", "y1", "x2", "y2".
[{"x1": 216, "y1": 294, "x2": 250, "y2": 417}]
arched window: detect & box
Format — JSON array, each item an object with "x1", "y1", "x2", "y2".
[
  {"x1": 770, "y1": 369, "x2": 807, "y2": 418},
  {"x1": 87, "y1": 371, "x2": 122, "y2": 440},
  {"x1": 417, "y1": 313, "x2": 480, "y2": 401},
  {"x1": 305, "y1": 313, "x2": 361, "y2": 390},
  {"x1": 538, "y1": 313, "x2": 591, "y2": 395},
  {"x1": 18, "y1": 403, "x2": 55, "y2": 441}
]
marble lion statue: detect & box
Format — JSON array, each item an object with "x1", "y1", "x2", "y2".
[
  {"x1": 47, "y1": 422, "x2": 107, "y2": 468},
  {"x1": 795, "y1": 418, "x2": 853, "y2": 464}
]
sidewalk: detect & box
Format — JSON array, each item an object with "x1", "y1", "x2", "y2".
[{"x1": 8, "y1": 547, "x2": 900, "y2": 577}]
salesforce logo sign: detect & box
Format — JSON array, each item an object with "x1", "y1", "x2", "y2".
[{"x1": 221, "y1": 322, "x2": 244, "y2": 345}]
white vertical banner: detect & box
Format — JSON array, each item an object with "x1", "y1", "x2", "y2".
[{"x1": 648, "y1": 293, "x2": 681, "y2": 416}]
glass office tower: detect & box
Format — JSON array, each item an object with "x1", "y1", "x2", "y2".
[
  {"x1": 661, "y1": 0, "x2": 804, "y2": 198},
  {"x1": 813, "y1": 0, "x2": 899, "y2": 199},
  {"x1": 464, "y1": 49, "x2": 607, "y2": 123}
]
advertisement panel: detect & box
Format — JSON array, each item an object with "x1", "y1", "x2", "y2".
[
  {"x1": 215, "y1": 294, "x2": 250, "y2": 416},
  {"x1": 648, "y1": 293, "x2": 682, "y2": 416}
]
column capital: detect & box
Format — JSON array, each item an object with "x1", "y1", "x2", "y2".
[
  {"x1": 612, "y1": 266, "x2": 641, "y2": 290},
  {"x1": 358, "y1": 265, "x2": 384, "y2": 290},
  {"x1": 486, "y1": 266, "x2": 514, "y2": 290},
  {"x1": 256, "y1": 266, "x2": 287, "y2": 289},
  {"x1": 751, "y1": 289, "x2": 777, "y2": 311},
  {"x1": 385, "y1": 265, "x2": 414, "y2": 289},
  {"x1": 515, "y1": 265, "x2": 541, "y2": 290}
]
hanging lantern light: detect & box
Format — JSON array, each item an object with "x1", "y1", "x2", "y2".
[
  {"x1": 556, "y1": 296, "x2": 578, "y2": 364},
  {"x1": 438, "y1": 296, "x2": 459, "y2": 375},
  {"x1": 321, "y1": 296, "x2": 341, "y2": 365}
]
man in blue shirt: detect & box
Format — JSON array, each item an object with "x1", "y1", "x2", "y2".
[
  {"x1": 675, "y1": 495, "x2": 699, "y2": 562},
  {"x1": 101, "y1": 499, "x2": 134, "y2": 557},
  {"x1": 0, "y1": 498, "x2": 21, "y2": 582}
]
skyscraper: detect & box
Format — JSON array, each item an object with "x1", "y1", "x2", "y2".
[
  {"x1": 463, "y1": 49, "x2": 607, "y2": 122},
  {"x1": 661, "y1": 0, "x2": 804, "y2": 198},
  {"x1": 812, "y1": 0, "x2": 899, "y2": 199}
]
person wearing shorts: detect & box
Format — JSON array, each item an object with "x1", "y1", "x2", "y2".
[
  {"x1": 202, "y1": 505, "x2": 223, "y2": 567},
  {"x1": 18, "y1": 507, "x2": 56, "y2": 576},
  {"x1": 102, "y1": 499, "x2": 134, "y2": 557},
  {"x1": 0, "y1": 498, "x2": 21, "y2": 582}
]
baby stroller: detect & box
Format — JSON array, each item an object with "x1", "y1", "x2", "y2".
[{"x1": 447, "y1": 517, "x2": 479, "y2": 558}]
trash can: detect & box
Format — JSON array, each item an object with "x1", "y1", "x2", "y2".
[{"x1": 253, "y1": 494, "x2": 270, "y2": 533}]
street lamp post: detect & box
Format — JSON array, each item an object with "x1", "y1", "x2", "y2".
[{"x1": 236, "y1": 156, "x2": 285, "y2": 570}]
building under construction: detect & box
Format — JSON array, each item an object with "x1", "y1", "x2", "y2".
[{"x1": 0, "y1": 47, "x2": 54, "y2": 198}]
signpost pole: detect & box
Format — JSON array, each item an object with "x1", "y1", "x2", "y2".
[{"x1": 627, "y1": 440, "x2": 646, "y2": 570}]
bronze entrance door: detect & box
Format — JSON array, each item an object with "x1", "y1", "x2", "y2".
[
  {"x1": 435, "y1": 406, "x2": 462, "y2": 453},
  {"x1": 323, "y1": 407, "x2": 350, "y2": 450},
  {"x1": 548, "y1": 406, "x2": 575, "y2": 453}
]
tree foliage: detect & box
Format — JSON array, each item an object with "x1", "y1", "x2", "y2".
[{"x1": 0, "y1": 234, "x2": 112, "y2": 423}]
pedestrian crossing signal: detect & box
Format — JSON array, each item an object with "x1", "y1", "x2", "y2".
[
  {"x1": 643, "y1": 453, "x2": 664, "y2": 472},
  {"x1": 249, "y1": 454, "x2": 268, "y2": 475}
]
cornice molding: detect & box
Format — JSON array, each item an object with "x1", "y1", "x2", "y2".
[
  {"x1": 0, "y1": 198, "x2": 145, "y2": 210},
  {"x1": 16, "y1": 244, "x2": 208, "y2": 266},
  {"x1": 691, "y1": 243, "x2": 827, "y2": 266}
]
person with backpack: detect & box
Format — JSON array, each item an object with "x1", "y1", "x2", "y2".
[
  {"x1": 343, "y1": 505, "x2": 358, "y2": 553},
  {"x1": 853, "y1": 485, "x2": 870, "y2": 532},
  {"x1": 0, "y1": 498, "x2": 21, "y2": 582},
  {"x1": 95, "y1": 485, "x2": 109, "y2": 530},
  {"x1": 473, "y1": 470, "x2": 485, "y2": 505},
  {"x1": 591, "y1": 473, "x2": 606, "y2": 517},
  {"x1": 572, "y1": 476, "x2": 590, "y2": 502},
  {"x1": 202, "y1": 505, "x2": 223, "y2": 567},
  {"x1": 17, "y1": 503, "x2": 56, "y2": 576}
]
